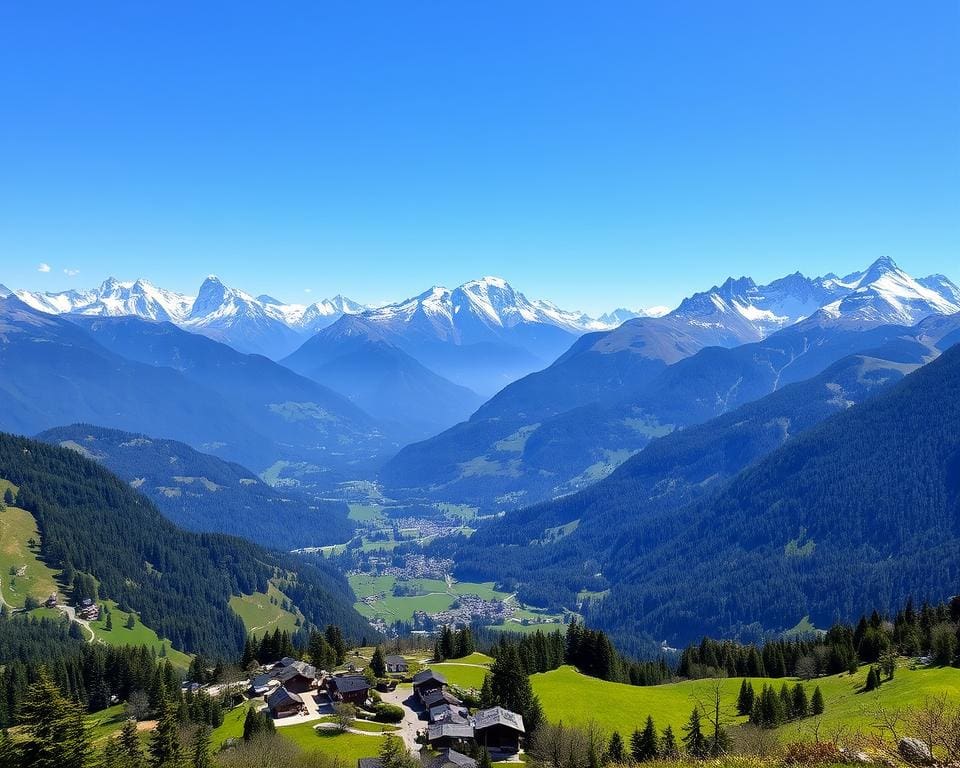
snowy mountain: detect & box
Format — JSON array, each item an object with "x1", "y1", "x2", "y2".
[{"x1": 0, "y1": 284, "x2": 10, "y2": 298}]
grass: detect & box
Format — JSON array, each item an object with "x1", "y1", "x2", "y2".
[
  {"x1": 348, "y1": 504, "x2": 385, "y2": 522},
  {"x1": 280, "y1": 722, "x2": 389, "y2": 761},
  {"x1": 211, "y1": 703, "x2": 250, "y2": 747},
  {"x1": 433, "y1": 662, "x2": 489, "y2": 689},
  {"x1": 89, "y1": 599, "x2": 192, "y2": 668},
  {"x1": 230, "y1": 582, "x2": 301, "y2": 636},
  {"x1": 0, "y1": 481, "x2": 61, "y2": 609},
  {"x1": 532, "y1": 662, "x2": 960, "y2": 739},
  {"x1": 355, "y1": 592, "x2": 455, "y2": 622},
  {"x1": 316, "y1": 716, "x2": 399, "y2": 733},
  {"x1": 85, "y1": 703, "x2": 137, "y2": 745}
]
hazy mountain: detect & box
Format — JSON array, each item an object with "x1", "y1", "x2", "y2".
[
  {"x1": 382, "y1": 260, "x2": 960, "y2": 509},
  {"x1": 0, "y1": 298, "x2": 391, "y2": 480},
  {"x1": 282, "y1": 315, "x2": 484, "y2": 439},
  {"x1": 37, "y1": 424, "x2": 355, "y2": 550}
]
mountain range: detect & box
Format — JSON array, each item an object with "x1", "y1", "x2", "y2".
[{"x1": 383, "y1": 258, "x2": 960, "y2": 509}]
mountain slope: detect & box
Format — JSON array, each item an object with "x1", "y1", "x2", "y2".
[
  {"x1": 37, "y1": 424, "x2": 355, "y2": 550},
  {"x1": 383, "y1": 260, "x2": 960, "y2": 508},
  {"x1": 588, "y1": 340, "x2": 960, "y2": 646},
  {"x1": 282, "y1": 315, "x2": 484, "y2": 439},
  {"x1": 0, "y1": 431, "x2": 373, "y2": 657}
]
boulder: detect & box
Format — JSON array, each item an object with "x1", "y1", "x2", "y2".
[{"x1": 898, "y1": 738, "x2": 934, "y2": 766}]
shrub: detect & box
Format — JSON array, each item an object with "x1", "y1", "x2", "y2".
[
  {"x1": 783, "y1": 741, "x2": 844, "y2": 765},
  {"x1": 373, "y1": 703, "x2": 405, "y2": 723}
]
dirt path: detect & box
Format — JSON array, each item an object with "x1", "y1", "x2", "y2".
[
  {"x1": 57, "y1": 604, "x2": 96, "y2": 642},
  {"x1": 377, "y1": 687, "x2": 424, "y2": 751}
]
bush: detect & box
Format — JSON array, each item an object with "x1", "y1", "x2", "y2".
[
  {"x1": 373, "y1": 703, "x2": 405, "y2": 724},
  {"x1": 783, "y1": 741, "x2": 844, "y2": 764}
]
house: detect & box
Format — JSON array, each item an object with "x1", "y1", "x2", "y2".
[
  {"x1": 328, "y1": 674, "x2": 370, "y2": 706},
  {"x1": 412, "y1": 669, "x2": 448, "y2": 703},
  {"x1": 423, "y1": 689, "x2": 462, "y2": 712},
  {"x1": 77, "y1": 598, "x2": 100, "y2": 621},
  {"x1": 249, "y1": 673, "x2": 279, "y2": 697},
  {"x1": 385, "y1": 655, "x2": 408, "y2": 674},
  {"x1": 426, "y1": 722, "x2": 475, "y2": 752},
  {"x1": 267, "y1": 687, "x2": 305, "y2": 718},
  {"x1": 428, "y1": 703, "x2": 469, "y2": 725},
  {"x1": 274, "y1": 661, "x2": 317, "y2": 693},
  {"x1": 474, "y1": 706, "x2": 525, "y2": 753},
  {"x1": 45, "y1": 592, "x2": 58, "y2": 608},
  {"x1": 421, "y1": 749, "x2": 478, "y2": 768}
]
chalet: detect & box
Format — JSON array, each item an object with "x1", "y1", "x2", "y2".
[
  {"x1": 421, "y1": 749, "x2": 477, "y2": 768},
  {"x1": 423, "y1": 689, "x2": 462, "y2": 712},
  {"x1": 474, "y1": 706, "x2": 525, "y2": 753},
  {"x1": 274, "y1": 660, "x2": 317, "y2": 693},
  {"x1": 385, "y1": 655, "x2": 409, "y2": 674},
  {"x1": 249, "y1": 673, "x2": 279, "y2": 697},
  {"x1": 77, "y1": 598, "x2": 100, "y2": 621},
  {"x1": 328, "y1": 674, "x2": 370, "y2": 706},
  {"x1": 426, "y1": 722, "x2": 475, "y2": 752},
  {"x1": 267, "y1": 687, "x2": 305, "y2": 718},
  {"x1": 428, "y1": 703, "x2": 469, "y2": 724},
  {"x1": 412, "y1": 669, "x2": 447, "y2": 703},
  {"x1": 45, "y1": 593, "x2": 58, "y2": 608}
]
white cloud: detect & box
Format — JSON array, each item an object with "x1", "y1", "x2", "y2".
[
  {"x1": 63, "y1": 268, "x2": 80, "y2": 277},
  {"x1": 304, "y1": 288, "x2": 312, "y2": 294},
  {"x1": 38, "y1": 262, "x2": 51, "y2": 273}
]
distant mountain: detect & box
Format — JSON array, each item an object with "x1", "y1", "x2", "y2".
[
  {"x1": 449, "y1": 338, "x2": 960, "y2": 651},
  {"x1": 0, "y1": 283, "x2": 11, "y2": 298},
  {"x1": 282, "y1": 315, "x2": 484, "y2": 439},
  {"x1": 0, "y1": 431, "x2": 373, "y2": 658},
  {"x1": 0, "y1": 298, "x2": 391, "y2": 480},
  {"x1": 382, "y1": 259, "x2": 960, "y2": 509},
  {"x1": 37, "y1": 424, "x2": 355, "y2": 550}
]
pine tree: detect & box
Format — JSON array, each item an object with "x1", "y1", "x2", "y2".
[
  {"x1": 477, "y1": 748, "x2": 493, "y2": 768},
  {"x1": 864, "y1": 666, "x2": 880, "y2": 692},
  {"x1": 106, "y1": 612, "x2": 113, "y2": 631},
  {"x1": 792, "y1": 684, "x2": 809, "y2": 719},
  {"x1": 681, "y1": 707, "x2": 708, "y2": 758},
  {"x1": 630, "y1": 728, "x2": 644, "y2": 763},
  {"x1": 736, "y1": 679, "x2": 755, "y2": 715},
  {"x1": 637, "y1": 715, "x2": 658, "y2": 761},
  {"x1": 371, "y1": 647, "x2": 386, "y2": 678},
  {"x1": 661, "y1": 726, "x2": 678, "y2": 758},
  {"x1": 811, "y1": 686, "x2": 825, "y2": 715},
  {"x1": 116, "y1": 718, "x2": 146, "y2": 767},
  {"x1": 606, "y1": 731, "x2": 625, "y2": 763},
  {"x1": 126, "y1": 614, "x2": 136, "y2": 630},
  {"x1": 149, "y1": 696, "x2": 183, "y2": 768},
  {"x1": 325, "y1": 625, "x2": 346, "y2": 666},
  {"x1": 191, "y1": 725, "x2": 211, "y2": 768},
  {"x1": 17, "y1": 667, "x2": 88, "y2": 768},
  {"x1": 779, "y1": 683, "x2": 794, "y2": 720},
  {"x1": 479, "y1": 674, "x2": 496, "y2": 708}
]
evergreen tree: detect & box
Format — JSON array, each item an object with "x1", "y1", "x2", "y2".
[
  {"x1": 864, "y1": 666, "x2": 880, "y2": 692},
  {"x1": 792, "y1": 684, "x2": 809, "y2": 719},
  {"x1": 371, "y1": 647, "x2": 386, "y2": 678},
  {"x1": 106, "y1": 612, "x2": 113, "y2": 631},
  {"x1": 736, "y1": 679, "x2": 754, "y2": 716},
  {"x1": 779, "y1": 683, "x2": 794, "y2": 720},
  {"x1": 681, "y1": 708, "x2": 708, "y2": 758},
  {"x1": 16, "y1": 667, "x2": 87, "y2": 768},
  {"x1": 479, "y1": 674, "x2": 496, "y2": 708},
  {"x1": 325, "y1": 625, "x2": 346, "y2": 666},
  {"x1": 115, "y1": 718, "x2": 146, "y2": 768},
  {"x1": 636, "y1": 715, "x2": 658, "y2": 761},
  {"x1": 477, "y1": 748, "x2": 493, "y2": 768},
  {"x1": 661, "y1": 726, "x2": 678, "y2": 758},
  {"x1": 630, "y1": 728, "x2": 644, "y2": 763},
  {"x1": 606, "y1": 731, "x2": 625, "y2": 763},
  {"x1": 811, "y1": 686, "x2": 825, "y2": 715},
  {"x1": 242, "y1": 705, "x2": 274, "y2": 742},
  {"x1": 191, "y1": 725, "x2": 211, "y2": 768},
  {"x1": 149, "y1": 696, "x2": 182, "y2": 768}
]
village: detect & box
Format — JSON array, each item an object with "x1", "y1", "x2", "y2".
[{"x1": 214, "y1": 651, "x2": 526, "y2": 768}]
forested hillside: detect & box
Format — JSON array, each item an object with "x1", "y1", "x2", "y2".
[
  {"x1": 0, "y1": 433, "x2": 372, "y2": 658},
  {"x1": 37, "y1": 424, "x2": 354, "y2": 550}
]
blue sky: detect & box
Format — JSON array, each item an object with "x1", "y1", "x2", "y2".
[{"x1": 1, "y1": 2, "x2": 957, "y2": 313}]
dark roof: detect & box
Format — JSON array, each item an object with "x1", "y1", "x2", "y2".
[
  {"x1": 385, "y1": 655, "x2": 407, "y2": 666},
  {"x1": 427, "y1": 722, "x2": 475, "y2": 742},
  {"x1": 250, "y1": 674, "x2": 274, "y2": 690},
  {"x1": 429, "y1": 704, "x2": 468, "y2": 724},
  {"x1": 359, "y1": 760, "x2": 384, "y2": 768},
  {"x1": 422, "y1": 749, "x2": 477, "y2": 768},
  {"x1": 423, "y1": 689, "x2": 462, "y2": 709},
  {"x1": 266, "y1": 686, "x2": 303, "y2": 710},
  {"x1": 474, "y1": 706, "x2": 524, "y2": 733},
  {"x1": 332, "y1": 675, "x2": 370, "y2": 694},
  {"x1": 279, "y1": 656, "x2": 299, "y2": 667},
  {"x1": 275, "y1": 661, "x2": 316, "y2": 683},
  {"x1": 413, "y1": 669, "x2": 448, "y2": 687}
]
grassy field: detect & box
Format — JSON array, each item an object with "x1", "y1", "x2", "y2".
[
  {"x1": 87, "y1": 599, "x2": 191, "y2": 668},
  {"x1": 316, "y1": 716, "x2": 399, "y2": 733},
  {"x1": 434, "y1": 662, "x2": 489, "y2": 690},
  {"x1": 348, "y1": 504, "x2": 386, "y2": 522},
  {"x1": 532, "y1": 662, "x2": 960, "y2": 738},
  {"x1": 85, "y1": 703, "x2": 137, "y2": 745},
  {"x1": 280, "y1": 722, "x2": 388, "y2": 761},
  {"x1": 230, "y1": 582, "x2": 301, "y2": 636},
  {"x1": 0, "y1": 480, "x2": 61, "y2": 609}
]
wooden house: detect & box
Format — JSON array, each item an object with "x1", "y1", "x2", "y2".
[
  {"x1": 385, "y1": 655, "x2": 409, "y2": 674},
  {"x1": 412, "y1": 669, "x2": 448, "y2": 703},
  {"x1": 474, "y1": 707, "x2": 525, "y2": 753},
  {"x1": 329, "y1": 674, "x2": 370, "y2": 706},
  {"x1": 267, "y1": 687, "x2": 305, "y2": 718}
]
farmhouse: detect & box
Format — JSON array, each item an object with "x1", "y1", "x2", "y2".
[
  {"x1": 267, "y1": 686, "x2": 305, "y2": 718},
  {"x1": 423, "y1": 688, "x2": 462, "y2": 712},
  {"x1": 422, "y1": 749, "x2": 478, "y2": 768},
  {"x1": 426, "y1": 721, "x2": 475, "y2": 752},
  {"x1": 474, "y1": 706, "x2": 525, "y2": 753},
  {"x1": 249, "y1": 673, "x2": 279, "y2": 697},
  {"x1": 385, "y1": 654, "x2": 408, "y2": 674},
  {"x1": 429, "y1": 703, "x2": 469, "y2": 724},
  {"x1": 412, "y1": 669, "x2": 448, "y2": 703},
  {"x1": 274, "y1": 660, "x2": 317, "y2": 693},
  {"x1": 328, "y1": 674, "x2": 370, "y2": 706},
  {"x1": 77, "y1": 598, "x2": 100, "y2": 621}
]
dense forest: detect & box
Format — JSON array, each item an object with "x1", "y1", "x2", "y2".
[
  {"x1": 0, "y1": 432, "x2": 372, "y2": 658},
  {"x1": 37, "y1": 424, "x2": 355, "y2": 550}
]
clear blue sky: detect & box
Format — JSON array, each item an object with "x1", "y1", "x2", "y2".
[{"x1": 1, "y1": 2, "x2": 957, "y2": 313}]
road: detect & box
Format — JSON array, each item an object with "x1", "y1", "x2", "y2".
[
  {"x1": 377, "y1": 686, "x2": 425, "y2": 750},
  {"x1": 56, "y1": 604, "x2": 96, "y2": 642}
]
